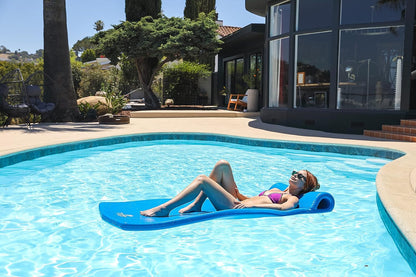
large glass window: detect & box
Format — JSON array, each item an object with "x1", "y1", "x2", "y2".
[
  {"x1": 297, "y1": 0, "x2": 333, "y2": 31},
  {"x1": 249, "y1": 53, "x2": 263, "y2": 90},
  {"x1": 341, "y1": 0, "x2": 406, "y2": 25},
  {"x1": 270, "y1": 2, "x2": 291, "y2": 37},
  {"x1": 337, "y1": 26, "x2": 405, "y2": 110},
  {"x1": 295, "y1": 32, "x2": 332, "y2": 108},
  {"x1": 235, "y1": 58, "x2": 244, "y2": 93},
  {"x1": 411, "y1": 25, "x2": 416, "y2": 110},
  {"x1": 225, "y1": 60, "x2": 235, "y2": 95},
  {"x1": 225, "y1": 58, "x2": 245, "y2": 97},
  {"x1": 269, "y1": 37, "x2": 290, "y2": 107}
]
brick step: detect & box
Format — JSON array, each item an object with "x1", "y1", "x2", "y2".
[
  {"x1": 382, "y1": 124, "x2": 416, "y2": 135},
  {"x1": 401, "y1": 119, "x2": 416, "y2": 127},
  {"x1": 363, "y1": 130, "x2": 416, "y2": 142}
]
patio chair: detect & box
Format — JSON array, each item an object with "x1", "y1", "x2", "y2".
[
  {"x1": 227, "y1": 93, "x2": 248, "y2": 111},
  {"x1": 25, "y1": 85, "x2": 55, "y2": 118},
  {"x1": 0, "y1": 83, "x2": 30, "y2": 127}
]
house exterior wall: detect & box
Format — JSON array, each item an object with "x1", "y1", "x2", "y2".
[
  {"x1": 217, "y1": 24, "x2": 265, "y2": 108},
  {"x1": 247, "y1": 0, "x2": 416, "y2": 134}
]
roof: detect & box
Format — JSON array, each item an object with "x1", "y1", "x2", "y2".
[
  {"x1": 221, "y1": 24, "x2": 265, "y2": 44},
  {"x1": 217, "y1": 26, "x2": 241, "y2": 38}
]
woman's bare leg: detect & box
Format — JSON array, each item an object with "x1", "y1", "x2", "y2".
[
  {"x1": 140, "y1": 174, "x2": 238, "y2": 217},
  {"x1": 179, "y1": 160, "x2": 238, "y2": 213}
]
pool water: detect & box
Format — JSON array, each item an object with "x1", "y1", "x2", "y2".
[{"x1": 0, "y1": 139, "x2": 414, "y2": 276}]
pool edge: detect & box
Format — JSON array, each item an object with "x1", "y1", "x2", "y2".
[{"x1": 1, "y1": 131, "x2": 414, "y2": 272}]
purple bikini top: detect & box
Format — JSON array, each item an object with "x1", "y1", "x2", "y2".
[{"x1": 258, "y1": 190, "x2": 282, "y2": 204}]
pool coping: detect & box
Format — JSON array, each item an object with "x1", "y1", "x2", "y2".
[
  {"x1": 0, "y1": 132, "x2": 406, "y2": 168},
  {"x1": 1, "y1": 131, "x2": 415, "y2": 273}
]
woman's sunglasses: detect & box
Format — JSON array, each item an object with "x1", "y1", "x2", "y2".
[{"x1": 292, "y1": 170, "x2": 306, "y2": 181}]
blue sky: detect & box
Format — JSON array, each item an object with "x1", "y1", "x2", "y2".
[{"x1": 0, "y1": 0, "x2": 264, "y2": 54}]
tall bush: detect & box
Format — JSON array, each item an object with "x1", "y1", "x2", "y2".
[
  {"x1": 163, "y1": 61, "x2": 210, "y2": 105},
  {"x1": 77, "y1": 64, "x2": 110, "y2": 97},
  {"x1": 81, "y1": 49, "x2": 96, "y2": 63}
]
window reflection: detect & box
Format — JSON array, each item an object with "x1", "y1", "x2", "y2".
[
  {"x1": 225, "y1": 60, "x2": 235, "y2": 95},
  {"x1": 236, "y1": 58, "x2": 245, "y2": 93},
  {"x1": 269, "y1": 38, "x2": 290, "y2": 107},
  {"x1": 295, "y1": 32, "x2": 332, "y2": 108},
  {"x1": 297, "y1": 0, "x2": 333, "y2": 31},
  {"x1": 337, "y1": 27, "x2": 405, "y2": 110},
  {"x1": 411, "y1": 26, "x2": 416, "y2": 110},
  {"x1": 225, "y1": 58, "x2": 245, "y2": 96},
  {"x1": 270, "y1": 2, "x2": 291, "y2": 37},
  {"x1": 341, "y1": 0, "x2": 406, "y2": 25},
  {"x1": 249, "y1": 53, "x2": 262, "y2": 90}
]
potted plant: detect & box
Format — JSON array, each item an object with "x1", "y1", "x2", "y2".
[
  {"x1": 242, "y1": 71, "x2": 257, "y2": 90},
  {"x1": 219, "y1": 86, "x2": 229, "y2": 107},
  {"x1": 98, "y1": 89, "x2": 130, "y2": 124}
]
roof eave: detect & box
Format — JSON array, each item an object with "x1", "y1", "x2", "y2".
[{"x1": 245, "y1": 0, "x2": 267, "y2": 17}]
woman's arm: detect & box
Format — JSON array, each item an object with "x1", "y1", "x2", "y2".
[{"x1": 235, "y1": 187, "x2": 249, "y2": 201}]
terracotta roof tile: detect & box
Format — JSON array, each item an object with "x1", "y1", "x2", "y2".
[{"x1": 217, "y1": 26, "x2": 241, "y2": 37}]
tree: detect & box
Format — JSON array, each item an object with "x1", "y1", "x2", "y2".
[
  {"x1": 81, "y1": 48, "x2": 96, "y2": 63},
  {"x1": 125, "y1": 0, "x2": 161, "y2": 22},
  {"x1": 123, "y1": 0, "x2": 162, "y2": 108},
  {"x1": 184, "y1": 0, "x2": 217, "y2": 68},
  {"x1": 72, "y1": 37, "x2": 94, "y2": 57},
  {"x1": 43, "y1": 0, "x2": 79, "y2": 121},
  {"x1": 94, "y1": 20, "x2": 104, "y2": 32},
  {"x1": 96, "y1": 12, "x2": 222, "y2": 109},
  {"x1": 0, "y1": 45, "x2": 10, "y2": 53},
  {"x1": 184, "y1": 0, "x2": 216, "y2": 20}
]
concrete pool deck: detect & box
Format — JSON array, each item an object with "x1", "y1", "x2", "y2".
[{"x1": 1, "y1": 113, "x2": 415, "y2": 266}]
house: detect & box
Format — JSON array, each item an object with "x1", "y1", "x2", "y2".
[
  {"x1": 215, "y1": 23, "x2": 265, "y2": 109},
  {"x1": 243, "y1": 0, "x2": 416, "y2": 134},
  {"x1": 84, "y1": 57, "x2": 115, "y2": 70}
]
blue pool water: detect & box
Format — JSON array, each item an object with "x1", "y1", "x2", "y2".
[{"x1": 0, "y1": 137, "x2": 414, "y2": 276}]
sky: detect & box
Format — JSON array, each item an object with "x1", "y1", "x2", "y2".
[{"x1": 0, "y1": 0, "x2": 264, "y2": 54}]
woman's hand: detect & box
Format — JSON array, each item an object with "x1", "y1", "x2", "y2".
[{"x1": 233, "y1": 203, "x2": 247, "y2": 209}]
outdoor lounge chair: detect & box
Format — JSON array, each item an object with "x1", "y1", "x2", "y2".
[
  {"x1": 0, "y1": 83, "x2": 30, "y2": 127},
  {"x1": 25, "y1": 85, "x2": 55, "y2": 117},
  {"x1": 227, "y1": 93, "x2": 248, "y2": 111}
]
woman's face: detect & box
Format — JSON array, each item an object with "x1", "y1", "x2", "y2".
[{"x1": 289, "y1": 170, "x2": 307, "y2": 189}]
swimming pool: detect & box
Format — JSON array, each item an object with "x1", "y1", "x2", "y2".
[{"x1": 0, "y1": 133, "x2": 414, "y2": 276}]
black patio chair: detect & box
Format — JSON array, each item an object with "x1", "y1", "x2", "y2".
[
  {"x1": 0, "y1": 83, "x2": 30, "y2": 127},
  {"x1": 25, "y1": 85, "x2": 55, "y2": 118}
]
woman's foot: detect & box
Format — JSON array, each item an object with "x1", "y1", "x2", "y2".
[
  {"x1": 179, "y1": 203, "x2": 202, "y2": 214},
  {"x1": 140, "y1": 206, "x2": 170, "y2": 217}
]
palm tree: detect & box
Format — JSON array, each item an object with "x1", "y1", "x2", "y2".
[
  {"x1": 43, "y1": 0, "x2": 79, "y2": 121},
  {"x1": 94, "y1": 20, "x2": 104, "y2": 32}
]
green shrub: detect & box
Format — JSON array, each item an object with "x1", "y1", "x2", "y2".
[
  {"x1": 0, "y1": 61, "x2": 43, "y2": 82},
  {"x1": 162, "y1": 61, "x2": 210, "y2": 105},
  {"x1": 78, "y1": 64, "x2": 109, "y2": 97},
  {"x1": 100, "y1": 85, "x2": 127, "y2": 115},
  {"x1": 78, "y1": 101, "x2": 100, "y2": 121},
  {"x1": 81, "y1": 49, "x2": 96, "y2": 63}
]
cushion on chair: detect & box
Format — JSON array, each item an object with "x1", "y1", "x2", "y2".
[
  {"x1": 26, "y1": 85, "x2": 41, "y2": 97},
  {"x1": 30, "y1": 102, "x2": 55, "y2": 114}
]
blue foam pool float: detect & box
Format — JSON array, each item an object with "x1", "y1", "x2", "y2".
[{"x1": 99, "y1": 183, "x2": 335, "y2": 231}]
